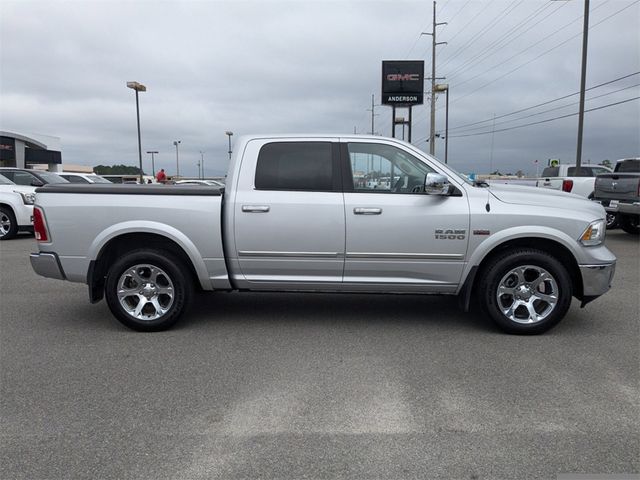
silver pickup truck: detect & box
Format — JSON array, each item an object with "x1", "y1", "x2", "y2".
[
  {"x1": 30, "y1": 135, "x2": 616, "y2": 334},
  {"x1": 593, "y1": 158, "x2": 640, "y2": 235}
]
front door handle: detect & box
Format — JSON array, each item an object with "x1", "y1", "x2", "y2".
[
  {"x1": 354, "y1": 207, "x2": 382, "y2": 215},
  {"x1": 242, "y1": 205, "x2": 270, "y2": 213}
]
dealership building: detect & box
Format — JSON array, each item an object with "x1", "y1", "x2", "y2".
[{"x1": 0, "y1": 130, "x2": 63, "y2": 172}]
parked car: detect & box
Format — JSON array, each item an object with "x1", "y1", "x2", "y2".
[
  {"x1": 593, "y1": 158, "x2": 640, "y2": 235},
  {"x1": 176, "y1": 179, "x2": 225, "y2": 187},
  {"x1": 56, "y1": 172, "x2": 112, "y2": 184},
  {"x1": 0, "y1": 174, "x2": 35, "y2": 240},
  {"x1": 0, "y1": 167, "x2": 69, "y2": 187},
  {"x1": 30, "y1": 135, "x2": 615, "y2": 334}
]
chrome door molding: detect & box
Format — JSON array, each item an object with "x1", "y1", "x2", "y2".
[
  {"x1": 238, "y1": 251, "x2": 343, "y2": 258},
  {"x1": 346, "y1": 252, "x2": 464, "y2": 260}
]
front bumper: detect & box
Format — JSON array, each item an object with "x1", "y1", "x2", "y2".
[
  {"x1": 30, "y1": 252, "x2": 66, "y2": 280},
  {"x1": 579, "y1": 262, "x2": 615, "y2": 300}
]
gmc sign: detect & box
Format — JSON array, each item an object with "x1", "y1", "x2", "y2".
[{"x1": 382, "y1": 60, "x2": 424, "y2": 106}]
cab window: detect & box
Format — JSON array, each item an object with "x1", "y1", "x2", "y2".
[
  {"x1": 255, "y1": 142, "x2": 335, "y2": 191},
  {"x1": 346, "y1": 142, "x2": 434, "y2": 193}
]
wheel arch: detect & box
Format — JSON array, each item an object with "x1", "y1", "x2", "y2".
[
  {"x1": 88, "y1": 231, "x2": 208, "y2": 303},
  {"x1": 459, "y1": 236, "x2": 584, "y2": 312}
]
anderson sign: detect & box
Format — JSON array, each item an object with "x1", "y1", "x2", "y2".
[{"x1": 382, "y1": 61, "x2": 424, "y2": 106}]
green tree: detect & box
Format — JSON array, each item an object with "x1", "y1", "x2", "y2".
[{"x1": 94, "y1": 164, "x2": 143, "y2": 175}]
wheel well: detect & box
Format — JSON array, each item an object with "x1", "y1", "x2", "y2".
[
  {"x1": 89, "y1": 233, "x2": 200, "y2": 302},
  {"x1": 0, "y1": 203, "x2": 15, "y2": 214},
  {"x1": 475, "y1": 237, "x2": 584, "y2": 300}
]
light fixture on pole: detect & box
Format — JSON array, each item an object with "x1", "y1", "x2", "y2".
[
  {"x1": 434, "y1": 83, "x2": 449, "y2": 164},
  {"x1": 126, "y1": 81, "x2": 146, "y2": 184},
  {"x1": 199, "y1": 151, "x2": 205, "y2": 179},
  {"x1": 146, "y1": 151, "x2": 158, "y2": 178},
  {"x1": 173, "y1": 140, "x2": 181, "y2": 179},
  {"x1": 225, "y1": 131, "x2": 233, "y2": 161}
]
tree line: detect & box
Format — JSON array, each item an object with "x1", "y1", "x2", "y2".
[{"x1": 93, "y1": 165, "x2": 143, "y2": 175}]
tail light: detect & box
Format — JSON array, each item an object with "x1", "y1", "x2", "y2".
[
  {"x1": 33, "y1": 207, "x2": 50, "y2": 242},
  {"x1": 562, "y1": 179, "x2": 574, "y2": 192}
]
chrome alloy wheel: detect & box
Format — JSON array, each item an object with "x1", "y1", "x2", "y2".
[
  {"x1": 117, "y1": 264, "x2": 175, "y2": 321},
  {"x1": 496, "y1": 265, "x2": 559, "y2": 324},
  {"x1": 0, "y1": 211, "x2": 11, "y2": 238}
]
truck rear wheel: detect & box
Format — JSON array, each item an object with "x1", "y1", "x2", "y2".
[
  {"x1": 618, "y1": 214, "x2": 639, "y2": 235},
  {"x1": 479, "y1": 249, "x2": 572, "y2": 334},
  {"x1": 0, "y1": 206, "x2": 18, "y2": 240},
  {"x1": 105, "y1": 249, "x2": 192, "y2": 331}
]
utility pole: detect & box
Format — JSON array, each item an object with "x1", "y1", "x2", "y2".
[
  {"x1": 366, "y1": 94, "x2": 379, "y2": 135},
  {"x1": 200, "y1": 151, "x2": 205, "y2": 179},
  {"x1": 575, "y1": 0, "x2": 590, "y2": 172},
  {"x1": 422, "y1": 1, "x2": 447, "y2": 155}
]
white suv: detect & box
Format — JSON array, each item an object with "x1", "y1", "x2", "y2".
[{"x1": 0, "y1": 175, "x2": 35, "y2": 240}]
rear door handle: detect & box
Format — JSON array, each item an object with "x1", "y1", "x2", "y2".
[
  {"x1": 354, "y1": 207, "x2": 382, "y2": 215},
  {"x1": 242, "y1": 205, "x2": 270, "y2": 213}
]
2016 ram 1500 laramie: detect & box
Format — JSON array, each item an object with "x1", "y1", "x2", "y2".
[{"x1": 30, "y1": 135, "x2": 616, "y2": 334}]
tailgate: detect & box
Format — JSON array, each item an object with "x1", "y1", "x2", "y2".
[{"x1": 594, "y1": 174, "x2": 640, "y2": 201}]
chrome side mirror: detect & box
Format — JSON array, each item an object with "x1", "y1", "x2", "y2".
[{"x1": 424, "y1": 173, "x2": 450, "y2": 195}]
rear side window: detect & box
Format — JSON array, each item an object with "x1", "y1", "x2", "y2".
[
  {"x1": 541, "y1": 167, "x2": 559, "y2": 177},
  {"x1": 255, "y1": 142, "x2": 334, "y2": 191},
  {"x1": 7, "y1": 171, "x2": 37, "y2": 185},
  {"x1": 567, "y1": 167, "x2": 594, "y2": 176}
]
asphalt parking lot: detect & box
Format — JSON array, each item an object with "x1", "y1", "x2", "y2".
[{"x1": 1, "y1": 231, "x2": 638, "y2": 480}]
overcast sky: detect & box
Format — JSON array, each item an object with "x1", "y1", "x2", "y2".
[{"x1": 1, "y1": 0, "x2": 639, "y2": 177}]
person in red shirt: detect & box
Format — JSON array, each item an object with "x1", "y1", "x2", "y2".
[{"x1": 156, "y1": 169, "x2": 167, "y2": 184}]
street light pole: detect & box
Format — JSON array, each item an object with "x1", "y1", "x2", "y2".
[
  {"x1": 225, "y1": 131, "x2": 233, "y2": 161},
  {"x1": 200, "y1": 151, "x2": 205, "y2": 179},
  {"x1": 146, "y1": 151, "x2": 158, "y2": 178},
  {"x1": 126, "y1": 81, "x2": 147, "y2": 184},
  {"x1": 173, "y1": 140, "x2": 181, "y2": 179}
]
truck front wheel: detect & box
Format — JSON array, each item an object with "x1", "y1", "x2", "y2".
[
  {"x1": 105, "y1": 249, "x2": 192, "y2": 331},
  {"x1": 479, "y1": 249, "x2": 572, "y2": 334}
]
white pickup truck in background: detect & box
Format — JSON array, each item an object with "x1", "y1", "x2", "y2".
[{"x1": 536, "y1": 164, "x2": 612, "y2": 198}]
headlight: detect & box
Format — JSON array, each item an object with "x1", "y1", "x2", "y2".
[
  {"x1": 15, "y1": 191, "x2": 36, "y2": 205},
  {"x1": 579, "y1": 219, "x2": 606, "y2": 246}
]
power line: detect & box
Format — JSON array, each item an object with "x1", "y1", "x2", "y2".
[
  {"x1": 449, "y1": 0, "x2": 611, "y2": 88},
  {"x1": 445, "y1": 97, "x2": 640, "y2": 139},
  {"x1": 442, "y1": 72, "x2": 640, "y2": 133},
  {"x1": 438, "y1": 0, "x2": 522, "y2": 69},
  {"x1": 445, "y1": 1, "x2": 565, "y2": 80},
  {"x1": 445, "y1": 0, "x2": 639, "y2": 108},
  {"x1": 440, "y1": 0, "x2": 473, "y2": 31},
  {"x1": 445, "y1": 82, "x2": 640, "y2": 135},
  {"x1": 431, "y1": 0, "x2": 494, "y2": 59}
]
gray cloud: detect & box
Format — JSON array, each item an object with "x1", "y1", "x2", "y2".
[{"x1": 1, "y1": 0, "x2": 638, "y2": 177}]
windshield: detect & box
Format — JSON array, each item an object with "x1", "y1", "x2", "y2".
[
  {"x1": 0, "y1": 174, "x2": 14, "y2": 185},
  {"x1": 36, "y1": 171, "x2": 69, "y2": 184}
]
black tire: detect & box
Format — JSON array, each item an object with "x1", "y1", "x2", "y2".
[
  {"x1": 618, "y1": 214, "x2": 639, "y2": 235},
  {"x1": 0, "y1": 206, "x2": 18, "y2": 240},
  {"x1": 104, "y1": 249, "x2": 192, "y2": 331},
  {"x1": 478, "y1": 248, "x2": 572, "y2": 335},
  {"x1": 605, "y1": 212, "x2": 618, "y2": 230}
]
